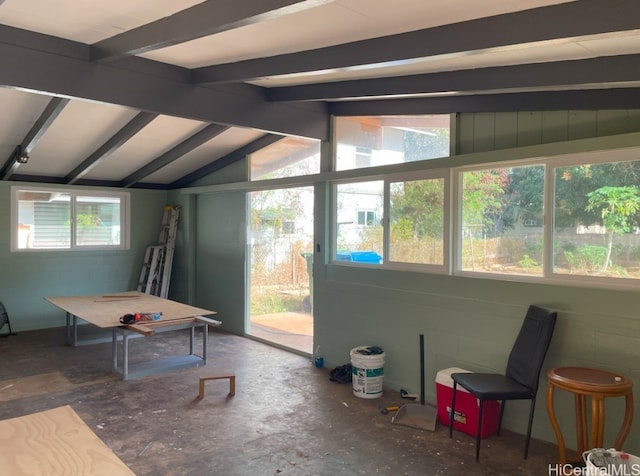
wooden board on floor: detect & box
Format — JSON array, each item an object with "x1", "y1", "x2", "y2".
[
  {"x1": 45, "y1": 291, "x2": 216, "y2": 328},
  {"x1": 0, "y1": 405, "x2": 135, "y2": 475}
]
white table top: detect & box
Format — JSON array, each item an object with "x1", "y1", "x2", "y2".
[{"x1": 46, "y1": 291, "x2": 216, "y2": 328}]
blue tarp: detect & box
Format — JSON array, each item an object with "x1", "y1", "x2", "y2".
[{"x1": 336, "y1": 250, "x2": 382, "y2": 264}]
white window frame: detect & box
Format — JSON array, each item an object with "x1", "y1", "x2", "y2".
[
  {"x1": 453, "y1": 148, "x2": 640, "y2": 290},
  {"x1": 331, "y1": 168, "x2": 449, "y2": 273},
  {"x1": 547, "y1": 150, "x2": 640, "y2": 290},
  {"x1": 11, "y1": 186, "x2": 130, "y2": 252},
  {"x1": 333, "y1": 178, "x2": 384, "y2": 265},
  {"x1": 454, "y1": 159, "x2": 546, "y2": 279},
  {"x1": 333, "y1": 115, "x2": 452, "y2": 172}
]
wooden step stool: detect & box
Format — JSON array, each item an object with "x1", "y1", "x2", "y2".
[{"x1": 198, "y1": 373, "x2": 235, "y2": 399}]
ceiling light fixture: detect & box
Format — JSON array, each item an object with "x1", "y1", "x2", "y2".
[{"x1": 14, "y1": 146, "x2": 29, "y2": 164}]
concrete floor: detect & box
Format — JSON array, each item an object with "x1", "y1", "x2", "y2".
[{"x1": 0, "y1": 327, "x2": 564, "y2": 475}]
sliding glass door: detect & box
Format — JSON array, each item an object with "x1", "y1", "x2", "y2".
[{"x1": 247, "y1": 186, "x2": 314, "y2": 354}]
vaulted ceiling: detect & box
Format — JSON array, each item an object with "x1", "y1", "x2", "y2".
[{"x1": 1, "y1": 0, "x2": 639, "y2": 188}]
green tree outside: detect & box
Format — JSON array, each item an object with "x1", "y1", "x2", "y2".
[{"x1": 586, "y1": 186, "x2": 640, "y2": 272}]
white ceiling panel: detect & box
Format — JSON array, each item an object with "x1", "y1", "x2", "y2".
[
  {"x1": 18, "y1": 100, "x2": 138, "y2": 178},
  {"x1": 0, "y1": 88, "x2": 50, "y2": 162},
  {"x1": 142, "y1": 0, "x2": 575, "y2": 67},
  {"x1": 333, "y1": 0, "x2": 575, "y2": 38},
  {"x1": 576, "y1": 31, "x2": 640, "y2": 56},
  {"x1": 83, "y1": 115, "x2": 207, "y2": 181},
  {"x1": 143, "y1": 127, "x2": 265, "y2": 184},
  {"x1": 0, "y1": 0, "x2": 205, "y2": 43},
  {"x1": 255, "y1": 32, "x2": 640, "y2": 88},
  {"x1": 251, "y1": 42, "x2": 602, "y2": 88},
  {"x1": 141, "y1": 2, "x2": 376, "y2": 67}
]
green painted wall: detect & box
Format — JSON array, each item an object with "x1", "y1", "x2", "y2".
[
  {"x1": 193, "y1": 191, "x2": 246, "y2": 335},
  {"x1": 190, "y1": 159, "x2": 248, "y2": 335},
  {"x1": 187, "y1": 111, "x2": 640, "y2": 454},
  {"x1": 0, "y1": 181, "x2": 168, "y2": 331},
  {"x1": 456, "y1": 110, "x2": 640, "y2": 153},
  {"x1": 313, "y1": 262, "x2": 640, "y2": 451},
  {"x1": 166, "y1": 191, "x2": 194, "y2": 306}
]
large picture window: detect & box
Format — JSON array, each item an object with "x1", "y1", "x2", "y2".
[
  {"x1": 335, "y1": 115, "x2": 450, "y2": 172},
  {"x1": 12, "y1": 187, "x2": 129, "y2": 251},
  {"x1": 456, "y1": 155, "x2": 640, "y2": 284},
  {"x1": 328, "y1": 113, "x2": 639, "y2": 288}
]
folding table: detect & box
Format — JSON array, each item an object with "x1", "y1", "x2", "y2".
[{"x1": 46, "y1": 291, "x2": 220, "y2": 380}]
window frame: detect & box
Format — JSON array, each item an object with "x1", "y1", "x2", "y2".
[
  {"x1": 453, "y1": 149, "x2": 640, "y2": 290},
  {"x1": 333, "y1": 177, "x2": 385, "y2": 266},
  {"x1": 454, "y1": 159, "x2": 546, "y2": 278},
  {"x1": 11, "y1": 186, "x2": 130, "y2": 252},
  {"x1": 331, "y1": 168, "x2": 450, "y2": 273},
  {"x1": 547, "y1": 151, "x2": 640, "y2": 289},
  {"x1": 333, "y1": 114, "x2": 452, "y2": 172},
  {"x1": 248, "y1": 136, "x2": 321, "y2": 181}
]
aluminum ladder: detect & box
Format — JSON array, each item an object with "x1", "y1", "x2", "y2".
[{"x1": 137, "y1": 205, "x2": 181, "y2": 298}]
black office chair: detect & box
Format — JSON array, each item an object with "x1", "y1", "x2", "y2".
[
  {"x1": 0, "y1": 302, "x2": 15, "y2": 337},
  {"x1": 449, "y1": 305, "x2": 557, "y2": 461}
]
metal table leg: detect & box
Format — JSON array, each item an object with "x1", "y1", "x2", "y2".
[
  {"x1": 65, "y1": 312, "x2": 71, "y2": 345},
  {"x1": 65, "y1": 312, "x2": 79, "y2": 346},
  {"x1": 112, "y1": 329, "x2": 118, "y2": 373},
  {"x1": 203, "y1": 324, "x2": 208, "y2": 362},
  {"x1": 73, "y1": 315, "x2": 78, "y2": 346},
  {"x1": 122, "y1": 331, "x2": 129, "y2": 380}
]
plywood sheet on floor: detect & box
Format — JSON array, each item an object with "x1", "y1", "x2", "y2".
[{"x1": 0, "y1": 405, "x2": 134, "y2": 475}]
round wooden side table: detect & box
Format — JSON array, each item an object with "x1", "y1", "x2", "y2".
[{"x1": 546, "y1": 366, "x2": 634, "y2": 464}]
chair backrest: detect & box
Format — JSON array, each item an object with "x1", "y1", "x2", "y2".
[{"x1": 505, "y1": 305, "x2": 557, "y2": 392}]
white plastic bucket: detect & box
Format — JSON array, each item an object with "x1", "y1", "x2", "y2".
[
  {"x1": 584, "y1": 449, "x2": 640, "y2": 475},
  {"x1": 350, "y1": 346, "x2": 385, "y2": 399}
]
